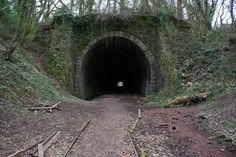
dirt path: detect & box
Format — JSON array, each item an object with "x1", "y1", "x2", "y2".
[
  {"x1": 1, "y1": 94, "x2": 236, "y2": 157},
  {"x1": 70, "y1": 95, "x2": 136, "y2": 157},
  {"x1": 135, "y1": 107, "x2": 235, "y2": 157}
]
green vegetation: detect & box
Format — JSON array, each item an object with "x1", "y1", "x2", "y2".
[
  {"x1": 143, "y1": 28, "x2": 236, "y2": 106},
  {"x1": 223, "y1": 117, "x2": 236, "y2": 129},
  {"x1": 0, "y1": 47, "x2": 61, "y2": 106}
]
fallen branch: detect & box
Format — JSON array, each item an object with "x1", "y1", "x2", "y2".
[
  {"x1": 167, "y1": 92, "x2": 210, "y2": 106},
  {"x1": 7, "y1": 139, "x2": 44, "y2": 157},
  {"x1": 138, "y1": 108, "x2": 141, "y2": 119},
  {"x1": 129, "y1": 108, "x2": 141, "y2": 134},
  {"x1": 128, "y1": 132, "x2": 139, "y2": 157},
  {"x1": 157, "y1": 124, "x2": 169, "y2": 128},
  {"x1": 129, "y1": 118, "x2": 139, "y2": 134},
  {"x1": 27, "y1": 101, "x2": 61, "y2": 112},
  {"x1": 63, "y1": 119, "x2": 90, "y2": 157}
]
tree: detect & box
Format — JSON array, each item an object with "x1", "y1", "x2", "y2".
[
  {"x1": 177, "y1": 0, "x2": 184, "y2": 19},
  {"x1": 229, "y1": 0, "x2": 235, "y2": 27},
  {"x1": 6, "y1": 0, "x2": 36, "y2": 61},
  {"x1": 140, "y1": 0, "x2": 151, "y2": 14}
]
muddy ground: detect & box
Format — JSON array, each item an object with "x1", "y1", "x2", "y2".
[{"x1": 0, "y1": 93, "x2": 236, "y2": 157}]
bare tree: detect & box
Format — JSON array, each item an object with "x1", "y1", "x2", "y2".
[
  {"x1": 229, "y1": 0, "x2": 235, "y2": 27},
  {"x1": 177, "y1": 0, "x2": 184, "y2": 19},
  {"x1": 7, "y1": 0, "x2": 36, "y2": 60}
]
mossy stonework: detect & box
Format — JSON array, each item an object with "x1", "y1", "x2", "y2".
[{"x1": 48, "y1": 14, "x2": 172, "y2": 99}]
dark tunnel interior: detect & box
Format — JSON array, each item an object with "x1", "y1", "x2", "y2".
[{"x1": 82, "y1": 37, "x2": 150, "y2": 99}]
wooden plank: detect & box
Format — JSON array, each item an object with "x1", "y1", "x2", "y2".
[
  {"x1": 30, "y1": 131, "x2": 57, "y2": 155},
  {"x1": 7, "y1": 139, "x2": 44, "y2": 157},
  {"x1": 51, "y1": 101, "x2": 61, "y2": 108},
  {"x1": 38, "y1": 144, "x2": 44, "y2": 157},
  {"x1": 63, "y1": 119, "x2": 90, "y2": 157},
  {"x1": 31, "y1": 131, "x2": 61, "y2": 157},
  {"x1": 43, "y1": 131, "x2": 61, "y2": 152}
]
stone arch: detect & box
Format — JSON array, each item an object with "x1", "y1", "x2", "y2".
[{"x1": 75, "y1": 31, "x2": 157, "y2": 99}]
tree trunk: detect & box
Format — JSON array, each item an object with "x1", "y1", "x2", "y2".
[
  {"x1": 177, "y1": 0, "x2": 183, "y2": 19},
  {"x1": 140, "y1": 0, "x2": 151, "y2": 14},
  {"x1": 230, "y1": 0, "x2": 235, "y2": 27},
  {"x1": 6, "y1": 0, "x2": 35, "y2": 61},
  {"x1": 120, "y1": 0, "x2": 125, "y2": 13}
]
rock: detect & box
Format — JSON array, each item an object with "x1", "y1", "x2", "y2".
[{"x1": 198, "y1": 115, "x2": 207, "y2": 120}]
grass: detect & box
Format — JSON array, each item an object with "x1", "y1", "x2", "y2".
[
  {"x1": 0, "y1": 47, "x2": 61, "y2": 107},
  {"x1": 223, "y1": 117, "x2": 236, "y2": 129}
]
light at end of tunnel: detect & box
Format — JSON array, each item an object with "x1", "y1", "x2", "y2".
[{"x1": 117, "y1": 81, "x2": 124, "y2": 87}]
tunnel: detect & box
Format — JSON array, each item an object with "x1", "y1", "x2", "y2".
[{"x1": 81, "y1": 37, "x2": 151, "y2": 99}]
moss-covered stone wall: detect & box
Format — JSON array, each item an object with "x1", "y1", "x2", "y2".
[{"x1": 47, "y1": 14, "x2": 176, "y2": 99}]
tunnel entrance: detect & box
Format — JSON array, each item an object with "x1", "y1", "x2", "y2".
[{"x1": 81, "y1": 37, "x2": 151, "y2": 99}]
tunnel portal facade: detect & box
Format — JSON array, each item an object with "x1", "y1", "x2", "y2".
[{"x1": 49, "y1": 15, "x2": 165, "y2": 99}]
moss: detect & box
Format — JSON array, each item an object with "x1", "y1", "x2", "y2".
[
  {"x1": 0, "y1": 48, "x2": 61, "y2": 106},
  {"x1": 44, "y1": 24, "x2": 73, "y2": 90}
]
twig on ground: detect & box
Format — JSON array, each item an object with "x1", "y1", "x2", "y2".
[
  {"x1": 63, "y1": 119, "x2": 91, "y2": 157},
  {"x1": 157, "y1": 124, "x2": 169, "y2": 128},
  {"x1": 167, "y1": 92, "x2": 210, "y2": 106}
]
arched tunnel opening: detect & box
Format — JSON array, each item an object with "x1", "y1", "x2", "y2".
[{"x1": 81, "y1": 37, "x2": 151, "y2": 99}]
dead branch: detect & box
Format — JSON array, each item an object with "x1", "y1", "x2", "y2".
[
  {"x1": 7, "y1": 139, "x2": 44, "y2": 157},
  {"x1": 63, "y1": 119, "x2": 91, "y2": 157},
  {"x1": 138, "y1": 108, "x2": 141, "y2": 119},
  {"x1": 129, "y1": 118, "x2": 139, "y2": 134},
  {"x1": 129, "y1": 108, "x2": 141, "y2": 134},
  {"x1": 157, "y1": 124, "x2": 169, "y2": 128},
  {"x1": 26, "y1": 101, "x2": 61, "y2": 112},
  {"x1": 128, "y1": 132, "x2": 139, "y2": 157},
  {"x1": 167, "y1": 92, "x2": 210, "y2": 106}
]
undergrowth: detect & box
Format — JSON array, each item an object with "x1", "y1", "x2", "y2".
[
  {"x1": 143, "y1": 28, "x2": 236, "y2": 106},
  {"x1": 223, "y1": 117, "x2": 236, "y2": 129},
  {"x1": 0, "y1": 47, "x2": 61, "y2": 107}
]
